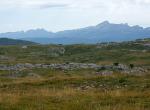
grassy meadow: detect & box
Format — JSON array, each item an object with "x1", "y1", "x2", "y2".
[
  {"x1": 0, "y1": 39, "x2": 150, "y2": 110},
  {"x1": 0, "y1": 70, "x2": 150, "y2": 110}
]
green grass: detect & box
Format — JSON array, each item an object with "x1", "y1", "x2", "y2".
[
  {"x1": 0, "y1": 41, "x2": 150, "y2": 65},
  {"x1": 0, "y1": 39, "x2": 150, "y2": 109},
  {"x1": 0, "y1": 72, "x2": 149, "y2": 110}
]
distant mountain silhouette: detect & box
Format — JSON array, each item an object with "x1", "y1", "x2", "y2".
[
  {"x1": 0, "y1": 21, "x2": 150, "y2": 44},
  {"x1": 0, "y1": 38, "x2": 37, "y2": 45}
]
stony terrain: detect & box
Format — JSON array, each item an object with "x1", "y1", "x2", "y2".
[{"x1": 0, "y1": 63, "x2": 149, "y2": 75}]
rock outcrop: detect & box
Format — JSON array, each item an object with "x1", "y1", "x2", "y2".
[{"x1": 0, "y1": 63, "x2": 149, "y2": 75}]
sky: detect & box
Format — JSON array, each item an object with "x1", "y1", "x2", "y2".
[{"x1": 0, "y1": 0, "x2": 150, "y2": 33}]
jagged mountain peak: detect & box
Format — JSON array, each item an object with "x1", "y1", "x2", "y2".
[
  {"x1": 96, "y1": 21, "x2": 110, "y2": 27},
  {"x1": 26, "y1": 28, "x2": 49, "y2": 33},
  {"x1": 96, "y1": 21, "x2": 130, "y2": 29}
]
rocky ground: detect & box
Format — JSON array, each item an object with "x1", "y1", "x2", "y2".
[{"x1": 0, "y1": 63, "x2": 149, "y2": 76}]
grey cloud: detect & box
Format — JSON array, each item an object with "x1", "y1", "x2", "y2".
[{"x1": 38, "y1": 3, "x2": 69, "y2": 9}]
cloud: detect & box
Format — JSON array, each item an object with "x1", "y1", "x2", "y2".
[
  {"x1": 0, "y1": 0, "x2": 71, "y2": 9},
  {"x1": 0, "y1": 0, "x2": 150, "y2": 33},
  {"x1": 0, "y1": 0, "x2": 150, "y2": 10},
  {"x1": 37, "y1": 3, "x2": 69, "y2": 9}
]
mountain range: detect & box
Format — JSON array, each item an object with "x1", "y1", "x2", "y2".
[{"x1": 0, "y1": 21, "x2": 150, "y2": 44}]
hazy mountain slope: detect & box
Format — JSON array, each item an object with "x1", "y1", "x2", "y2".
[{"x1": 0, "y1": 29, "x2": 54, "y2": 39}]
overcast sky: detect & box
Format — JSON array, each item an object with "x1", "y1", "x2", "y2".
[{"x1": 0, "y1": 0, "x2": 150, "y2": 32}]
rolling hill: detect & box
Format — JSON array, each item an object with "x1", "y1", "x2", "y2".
[{"x1": 0, "y1": 38, "x2": 37, "y2": 45}]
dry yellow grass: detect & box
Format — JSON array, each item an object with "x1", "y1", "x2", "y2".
[{"x1": 0, "y1": 72, "x2": 149, "y2": 110}]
